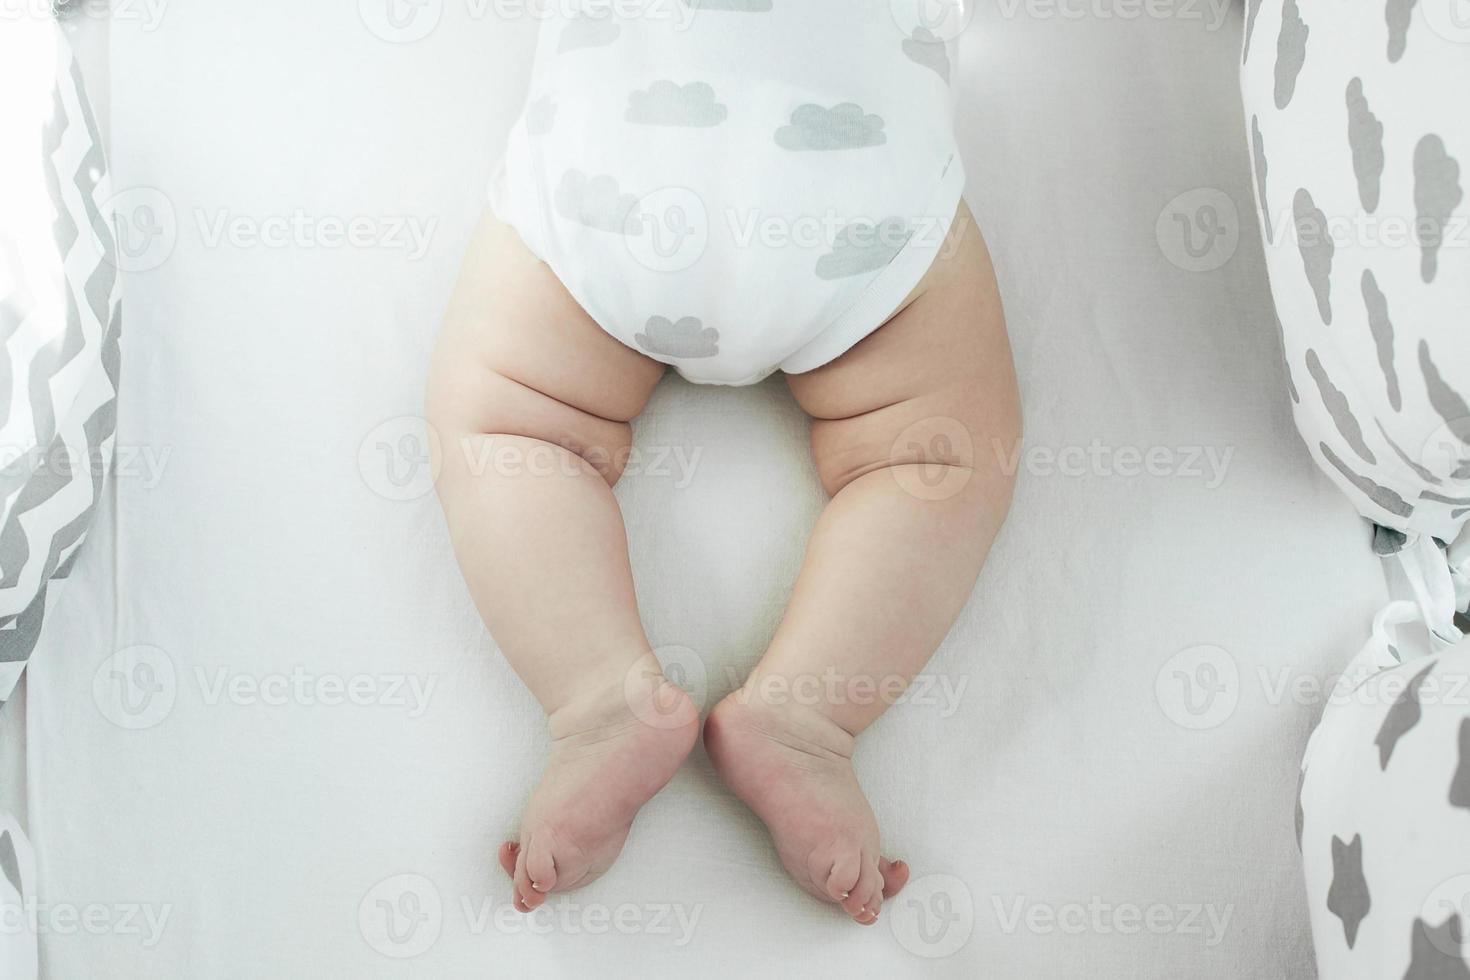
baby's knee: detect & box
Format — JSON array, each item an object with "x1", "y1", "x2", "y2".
[
  {"x1": 426, "y1": 365, "x2": 635, "y2": 487},
  {"x1": 812, "y1": 386, "x2": 1020, "y2": 515}
]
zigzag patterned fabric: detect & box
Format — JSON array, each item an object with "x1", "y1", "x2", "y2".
[{"x1": 0, "y1": 15, "x2": 121, "y2": 705}]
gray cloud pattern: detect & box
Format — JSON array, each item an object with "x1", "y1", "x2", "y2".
[
  {"x1": 1242, "y1": 0, "x2": 1262, "y2": 63},
  {"x1": 1275, "y1": 0, "x2": 1309, "y2": 110},
  {"x1": 1413, "y1": 135, "x2": 1462, "y2": 283},
  {"x1": 1378, "y1": 421, "x2": 1441, "y2": 485},
  {"x1": 1361, "y1": 271, "x2": 1400, "y2": 411},
  {"x1": 554, "y1": 170, "x2": 641, "y2": 235},
  {"x1": 626, "y1": 81, "x2": 727, "y2": 127},
  {"x1": 1274, "y1": 313, "x2": 1299, "y2": 403},
  {"x1": 1419, "y1": 340, "x2": 1470, "y2": 447},
  {"x1": 1387, "y1": 0, "x2": 1417, "y2": 62},
  {"x1": 816, "y1": 217, "x2": 912, "y2": 279},
  {"x1": 1252, "y1": 116, "x2": 1272, "y2": 245},
  {"x1": 1307, "y1": 349, "x2": 1377, "y2": 465},
  {"x1": 558, "y1": 14, "x2": 621, "y2": 53},
  {"x1": 1375, "y1": 660, "x2": 1434, "y2": 769},
  {"x1": 903, "y1": 27, "x2": 951, "y2": 82},
  {"x1": 1346, "y1": 79, "x2": 1384, "y2": 213},
  {"x1": 636, "y1": 315, "x2": 720, "y2": 358},
  {"x1": 776, "y1": 103, "x2": 887, "y2": 151},
  {"x1": 1320, "y1": 442, "x2": 1413, "y2": 518},
  {"x1": 1293, "y1": 188, "x2": 1335, "y2": 324}
]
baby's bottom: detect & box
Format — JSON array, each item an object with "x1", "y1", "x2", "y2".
[{"x1": 427, "y1": 203, "x2": 1019, "y2": 924}]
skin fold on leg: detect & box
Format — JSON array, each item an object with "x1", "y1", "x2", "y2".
[
  {"x1": 428, "y1": 209, "x2": 699, "y2": 914},
  {"x1": 705, "y1": 202, "x2": 1021, "y2": 925}
]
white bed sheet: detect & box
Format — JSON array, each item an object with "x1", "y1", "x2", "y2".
[{"x1": 0, "y1": 2, "x2": 1393, "y2": 977}]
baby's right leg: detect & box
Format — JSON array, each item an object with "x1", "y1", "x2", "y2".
[{"x1": 427, "y1": 210, "x2": 698, "y2": 912}]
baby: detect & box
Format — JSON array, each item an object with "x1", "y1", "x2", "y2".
[{"x1": 428, "y1": 0, "x2": 1019, "y2": 926}]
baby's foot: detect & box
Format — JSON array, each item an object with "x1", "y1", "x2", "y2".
[
  {"x1": 498, "y1": 660, "x2": 699, "y2": 912},
  {"x1": 704, "y1": 692, "x2": 909, "y2": 925}
]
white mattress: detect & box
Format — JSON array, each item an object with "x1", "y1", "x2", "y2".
[{"x1": 0, "y1": 3, "x2": 1392, "y2": 977}]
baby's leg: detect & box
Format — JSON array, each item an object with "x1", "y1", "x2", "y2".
[
  {"x1": 428, "y1": 210, "x2": 699, "y2": 912},
  {"x1": 705, "y1": 204, "x2": 1020, "y2": 924}
]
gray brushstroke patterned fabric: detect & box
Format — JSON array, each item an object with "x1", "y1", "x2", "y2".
[
  {"x1": 1297, "y1": 635, "x2": 1470, "y2": 978},
  {"x1": 1242, "y1": 0, "x2": 1469, "y2": 546},
  {"x1": 1244, "y1": 6, "x2": 1470, "y2": 976},
  {"x1": 0, "y1": 16, "x2": 121, "y2": 705}
]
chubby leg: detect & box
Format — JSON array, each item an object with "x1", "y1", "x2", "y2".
[
  {"x1": 428, "y1": 210, "x2": 699, "y2": 913},
  {"x1": 705, "y1": 203, "x2": 1020, "y2": 925}
]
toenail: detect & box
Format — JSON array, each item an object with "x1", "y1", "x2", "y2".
[
  {"x1": 841, "y1": 892, "x2": 850, "y2": 899},
  {"x1": 532, "y1": 881, "x2": 547, "y2": 892}
]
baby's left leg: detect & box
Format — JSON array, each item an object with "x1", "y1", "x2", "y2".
[{"x1": 705, "y1": 205, "x2": 1020, "y2": 924}]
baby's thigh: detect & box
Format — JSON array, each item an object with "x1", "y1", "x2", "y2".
[
  {"x1": 427, "y1": 209, "x2": 666, "y2": 474},
  {"x1": 784, "y1": 205, "x2": 1020, "y2": 495}
]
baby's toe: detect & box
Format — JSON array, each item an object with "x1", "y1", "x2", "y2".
[
  {"x1": 836, "y1": 860, "x2": 873, "y2": 918},
  {"x1": 822, "y1": 851, "x2": 863, "y2": 908},
  {"x1": 879, "y1": 857, "x2": 909, "y2": 898},
  {"x1": 498, "y1": 841, "x2": 519, "y2": 879},
  {"x1": 512, "y1": 837, "x2": 550, "y2": 912},
  {"x1": 850, "y1": 858, "x2": 884, "y2": 923},
  {"x1": 524, "y1": 838, "x2": 558, "y2": 894}
]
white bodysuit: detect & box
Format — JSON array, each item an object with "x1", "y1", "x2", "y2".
[{"x1": 489, "y1": 0, "x2": 965, "y2": 385}]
